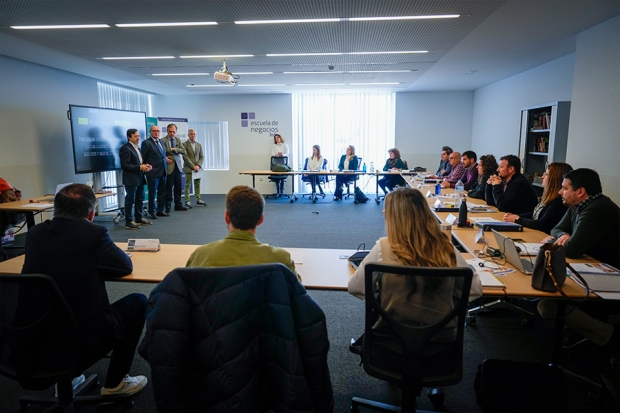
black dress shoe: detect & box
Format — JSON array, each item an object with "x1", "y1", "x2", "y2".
[
  {"x1": 156, "y1": 211, "x2": 170, "y2": 217},
  {"x1": 165, "y1": 209, "x2": 171, "y2": 214},
  {"x1": 175, "y1": 205, "x2": 188, "y2": 211}
]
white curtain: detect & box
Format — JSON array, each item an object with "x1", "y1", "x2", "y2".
[
  {"x1": 292, "y1": 92, "x2": 395, "y2": 191},
  {"x1": 97, "y1": 83, "x2": 152, "y2": 210},
  {"x1": 188, "y1": 121, "x2": 229, "y2": 170}
]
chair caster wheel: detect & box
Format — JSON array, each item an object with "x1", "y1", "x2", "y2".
[
  {"x1": 354, "y1": 200, "x2": 358, "y2": 204},
  {"x1": 312, "y1": 198, "x2": 317, "y2": 203},
  {"x1": 113, "y1": 217, "x2": 120, "y2": 224},
  {"x1": 290, "y1": 199, "x2": 294, "y2": 203},
  {"x1": 427, "y1": 387, "x2": 444, "y2": 407},
  {"x1": 376, "y1": 200, "x2": 380, "y2": 205}
]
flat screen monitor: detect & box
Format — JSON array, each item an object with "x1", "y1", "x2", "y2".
[{"x1": 68, "y1": 105, "x2": 147, "y2": 174}]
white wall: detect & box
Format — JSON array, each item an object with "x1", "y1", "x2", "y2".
[
  {"x1": 152, "y1": 94, "x2": 292, "y2": 194},
  {"x1": 567, "y1": 15, "x2": 620, "y2": 203},
  {"x1": 471, "y1": 54, "x2": 575, "y2": 158},
  {"x1": 395, "y1": 92, "x2": 474, "y2": 170},
  {"x1": 0, "y1": 55, "x2": 99, "y2": 197}
]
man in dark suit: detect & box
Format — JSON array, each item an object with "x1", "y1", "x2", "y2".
[
  {"x1": 120, "y1": 129, "x2": 152, "y2": 229},
  {"x1": 162, "y1": 123, "x2": 188, "y2": 212},
  {"x1": 141, "y1": 125, "x2": 168, "y2": 218},
  {"x1": 21, "y1": 184, "x2": 148, "y2": 396}
]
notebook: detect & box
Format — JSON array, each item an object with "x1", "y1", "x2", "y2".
[
  {"x1": 40, "y1": 182, "x2": 73, "y2": 202},
  {"x1": 492, "y1": 230, "x2": 534, "y2": 274},
  {"x1": 570, "y1": 263, "x2": 620, "y2": 293}
]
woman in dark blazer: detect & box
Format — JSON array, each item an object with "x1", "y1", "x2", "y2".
[
  {"x1": 467, "y1": 154, "x2": 498, "y2": 199},
  {"x1": 377, "y1": 148, "x2": 407, "y2": 194},
  {"x1": 333, "y1": 145, "x2": 359, "y2": 201},
  {"x1": 503, "y1": 162, "x2": 572, "y2": 234}
]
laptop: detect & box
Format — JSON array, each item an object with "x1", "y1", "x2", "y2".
[
  {"x1": 40, "y1": 182, "x2": 73, "y2": 202},
  {"x1": 348, "y1": 251, "x2": 370, "y2": 269},
  {"x1": 570, "y1": 263, "x2": 620, "y2": 293},
  {"x1": 492, "y1": 230, "x2": 535, "y2": 274}
]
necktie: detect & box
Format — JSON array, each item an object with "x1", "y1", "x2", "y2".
[
  {"x1": 156, "y1": 140, "x2": 164, "y2": 157},
  {"x1": 170, "y1": 138, "x2": 174, "y2": 148}
]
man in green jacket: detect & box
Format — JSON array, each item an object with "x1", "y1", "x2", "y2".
[
  {"x1": 539, "y1": 168, "x2": 620, "y2": 368},
  {"x1": 186, "y1": 185, "x2": 300, "y2": 281}
]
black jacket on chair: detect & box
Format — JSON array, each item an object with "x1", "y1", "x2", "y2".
[{"x1": 138, "y1": 264, "x2": 334, "y2": 413}]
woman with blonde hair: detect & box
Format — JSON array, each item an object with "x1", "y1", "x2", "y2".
[
  {"x1": 333, "y1": 145, "x2": 359, "y2": 201},
  {"x1": 348, "y1": 187, "x2": 481, "y2": 336},
  {"x1": 503, "y1": 162, "x2": 572, "y2": 234}
]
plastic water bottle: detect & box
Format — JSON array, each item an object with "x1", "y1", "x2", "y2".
[
  {"x1": 86, "y1": 177, "x2": 93, "y2": 189},
  {"x1": 362, "y1": 163, "x2": 366, "y2": 173},
  {"x1": 369, "y1": 162, "x2": 375, "y2": 173},
  {"x1": 435, "y1": 182, "x2": 441, "y2": 195},
  {"x1": 2, "y1": 226, "x2": 15, "y2": 244},
  {"x1": 455, "y1": 179, "x2": 465, "y2": 202}
]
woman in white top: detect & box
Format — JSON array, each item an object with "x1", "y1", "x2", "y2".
[
  {"x1": 348, "y1": 187, "x2": 482, "y2": 340},
  {"x1": 303, "y1": 144, "x2": 325, "y2": 200},
  {"x1": 271, "y1": 134, "x2": 289, "y2": 158}
]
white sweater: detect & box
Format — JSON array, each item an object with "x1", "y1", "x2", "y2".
[
  {"x1": 272, "y1": 143, "x2": 289, "y2": 157},
  {"x1": 306, "y1": 156, "x2": 324, "y2": 171}
]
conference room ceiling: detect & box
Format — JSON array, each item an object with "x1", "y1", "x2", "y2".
[{"x1": 0, "y1": 0, "x2": 618, "y2": 96}]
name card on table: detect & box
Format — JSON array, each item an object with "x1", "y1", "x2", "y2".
[
  {"x1": 127, "y1": 239, "x2": 161, "y2": 252},
  {"x1": 445, "y1": 214, "x2": 458, "y2": 225}
]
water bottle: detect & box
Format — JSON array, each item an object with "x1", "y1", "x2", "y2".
[
  {"x1": 458, "y1": 198, "x2": 468, "y2": 228},
  {"x1": 455, "y1": 179, "x2": 465, "y2": 201},
  {"x1": 2, "y1": 226, "x2": 15, "y2": 244},
  {"x1": 435, "y1": 182, "x2": 441, "y2": 195},
  {"x1": 362, "y1": 163, "x2": 366, "y2": 173},
  {"x1": 369, "y1": 162, "x2": 375, "y2": 173},
  {"x1": 86, "y1": 177, "x2": 93, "y2": 189}
]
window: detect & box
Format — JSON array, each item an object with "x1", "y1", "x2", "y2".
[
  {"x1": 97, "y1": 83, "x2": 152, "y2": 210},
  {"x1": 292, "y1": 93, "x2": 395, "y2": 174},
  {"x1": 188, "y1": 121, "x2": 229, "y2": 170}
]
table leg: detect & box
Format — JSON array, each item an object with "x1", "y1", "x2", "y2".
[
  {"x1": 251, "y1": 175, "x2": 256, "y2": 188},
  {"x1": 25, "y1": 212, "x2": 36, "y2": 229},
  {"x1": 551, "y1": 301, "x2": 566, "y2": 366}
]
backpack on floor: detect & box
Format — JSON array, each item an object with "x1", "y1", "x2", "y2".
[
  {"x1": 354, "y1": 187, "x2": 369, "y2": 203},
  {"x1": 474, "y1": 359, "x2": 567, "y2": 412}
]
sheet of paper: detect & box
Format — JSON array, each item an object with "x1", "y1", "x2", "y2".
[{"x1": 287, "y1": 249, "x2": 307, "y2": 264}]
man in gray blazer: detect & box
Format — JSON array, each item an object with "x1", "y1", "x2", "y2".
[
  {"x1": 183, "y1": 128, "x2": 206, "y2": 207},
  {"x1": 161, "y1": 124, "x2": 188, "y2": 212}
]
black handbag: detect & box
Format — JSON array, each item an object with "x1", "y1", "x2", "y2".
[{"x1": 531, "y1": 243, "x2": 589, "y2": 299}]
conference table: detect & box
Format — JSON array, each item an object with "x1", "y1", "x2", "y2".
[
  {"x1": 0, "y1": 192, "x2": 115, "y2": 229},
  {"x1": 239, "y1": 169, "x2": 416, "y2": 203},
  {"x1": 0, "y1": 243, "x2": 358, "y2": 291}
]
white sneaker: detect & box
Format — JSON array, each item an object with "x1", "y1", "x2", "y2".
[
  {"x1": 55, "y1": 374, "x2": 85, "y2": 397},
  {"x1": 100, "y1": 374, "x2": 148, "y2": 396}
]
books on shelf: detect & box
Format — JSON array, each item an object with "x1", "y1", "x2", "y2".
[
  {"x1": 531, "y1": 112, "x2": 551, "y2": 131},
  {"x1": 532, "y1": 136, "x2": 550, "y2": 152}
]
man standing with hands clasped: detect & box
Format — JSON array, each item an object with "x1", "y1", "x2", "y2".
[
  {"x1": 141, "y1": 126, "x2": 168, "y2": 219},
  {"x1": 162, "y1": 123, "x2": 188, "y2": 213},
  {"x1": 183, "y1": 128, "x2": 207, "y2": 208},
  {"x1": 120, "y1": 129, "x2": 152, "y2": 229}
]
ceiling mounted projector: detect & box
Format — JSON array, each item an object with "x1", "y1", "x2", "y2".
[{"x1": 214, "y1": 60, "x2": 238, "y2": 85}]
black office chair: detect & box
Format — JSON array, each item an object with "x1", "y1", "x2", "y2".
[
  {"x1": 301, "y1": 157, "x2": 328, "y2": 203},
  {"x1": 351, "y1": 264, "x2": 472, "y2": 413},
  {"x1": 344, "y1": 157, "x2": 362, "y2": 200},
  {"x1": 266, "y1": 156, "x2": 290, "y2": 199},
  {"x1": 0, "y1": 274, "x2": 133, "y2": 411}
]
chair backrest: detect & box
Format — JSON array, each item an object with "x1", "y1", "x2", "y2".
[
  {"x1": 0, "y1": 274, "x2": 80, "y2": 390},
  {"x1": 362, "y1": 263, "x2": 472, "y2": 393},
  {"x1": 271, "y1": 156, "x2": 288, "y2": 168}
]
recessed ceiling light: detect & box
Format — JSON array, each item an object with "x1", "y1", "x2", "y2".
[
  {"x1": 283, "y1": 71, "x2": 345, "y2": 74},
  {"x1": 11, "y1": 24, "x2": 110, "y2": 29},
  {"x1": 348, "y1": 82, "x2": 401, "y2": 85},
  {"x1": 152, "y1": 73, "x2": 210, "y2": 76},
  {"x1": 101, "y1": 56, "x2": 175, "y2": 60},
  {"x1": 237, "y1": 84, "x2": 287, "y2": 87},
  {"x1": 349, "y1": 15, "x2": 459, "y2": 21},
  {"x1": 116, "y1": 22, "x2": 217, "y2": 27},
  {"x1": 235, "y1": 18, "x2": 340, "y2": 25},
  {"x1": 186, "y1": 84, "x2": 235, "y2": 87},
  {"x1": 349, "y1": 51, "x2": 427, "y2": 55},
  {"x1": 466, "y1": 70, "x2": 477, "y2": 74},
  {"x1": 180, "y1": 54, "x2": 254, "y2": 59},
  {"x1": 267, "y1": 53, "x2": 344, "y2": 57},
  {"x1": 294, "y1": 83, "x2": 347, "y2": 86},
  {"x1": 234, "y1": 72, "x2": 274, "y2": 75}
]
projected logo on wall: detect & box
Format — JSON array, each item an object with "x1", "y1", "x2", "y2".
[{"x1": 241, "y1": 112, "x2": 279, "y2": 136}]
